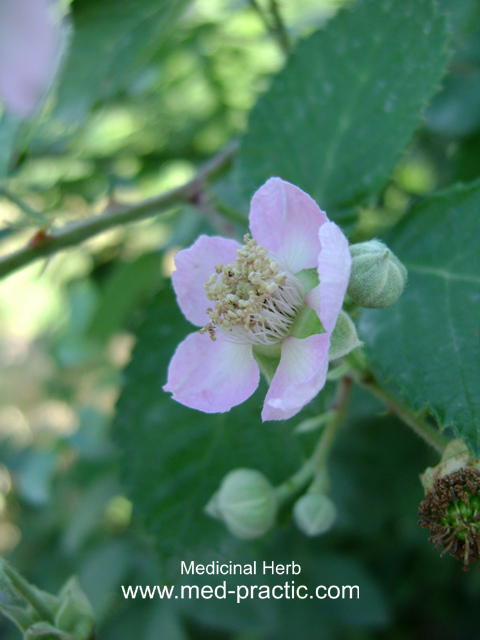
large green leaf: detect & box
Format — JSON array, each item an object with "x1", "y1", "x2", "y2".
[
  {"x1": 359, "y1": 182, "x2": 480, "y2": 454},
  {"x1": 113, "y1": 285, "x2": 316, "y2": 560},
  {"x1": 235, "y1": 0, "x2": 449, "y2": 217},
  {"x1": 55, "y1": 0, "x2": 191, "y2": 123}
]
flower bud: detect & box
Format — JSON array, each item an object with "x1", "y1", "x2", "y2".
[
  {"x1": 293, "y1": 493, "x2": 337, "y2": 537},
  {"x1": 347, "y1": 240, "x2": 407, "y2": 309},
  {"x1": 205, "y1": 469, "x2": 277, "y2": 540},
  {"x1": 55, "y1": 576, "x2": 95, "y2": 640},
  {"x1": 328, "y1": 310, "x2": 363, "y2": 361},
  {"x1": 418, "y1": 440, "x2": 480, "y2": 568}
]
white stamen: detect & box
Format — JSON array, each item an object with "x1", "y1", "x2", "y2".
[{"x1": 200, "y1": 235, "x2": 304, "y2": 345}]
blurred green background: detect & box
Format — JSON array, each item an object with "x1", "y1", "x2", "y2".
[{"x1": 1, "y1": 0, "x2": 480, "y2": 638}]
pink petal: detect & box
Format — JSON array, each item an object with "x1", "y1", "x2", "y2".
[
  {"x1": 262, "y1": 334, "x2": 330, "y2": 421},
  {"x1": 0, "y1": 0, "x2": 63, "y2": 118},
  {"x1": 163, "y1": 332, "x2": 259, "y2": 413},
  {"x1": 172, "y1": 235, "x2": 241, "y2": 328},
  {"x1": 306, "y1": 222, "x2": 351, "y2": 334},
  {"x1": 249, "y1": 178, "x2": 328, "y2": 274}
]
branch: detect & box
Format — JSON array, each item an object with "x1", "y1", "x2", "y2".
[
  {"x1": 356, "y1": 374, "x2": 449, "y2": 455},
  {"x1": 0, "y1": 141, "x2": 239, "y2": 279}
]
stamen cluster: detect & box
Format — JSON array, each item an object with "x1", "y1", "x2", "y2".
[
  {"x1": 200, "y1": 235, "x2": 304, "y2": 345},
  {"x1": 418, "y1": 468, "x2": 480, "y2": 569}
]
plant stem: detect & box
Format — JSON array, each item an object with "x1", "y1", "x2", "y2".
[
  {"x1": 276, "y1": 377, "x2": 352, "y2": 503},
  {"x1": 249, "y1": 0, "x2": 291, "y2": 53},
  {"x1": 0, "y1": 186, "x2": 48, "y2": 225},
  {"x1": 357, "y1": 374, "x2": 449, "y2": 455},
  {"x1": 0, "y1": 141, "x2": 238, "y2": 280},
  {"x1": 1, "y1": 562, "x2": 56, "y2": 625},
  {"x1": 269, "y1": 0, "x2": 291, "y2": 53}
]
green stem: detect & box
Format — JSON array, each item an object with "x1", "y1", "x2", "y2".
[
  {"x1": 276, "y1": 377, "x2": 352, "y2": 503},
  {"x1": 357, "y1": 375, "x2": 448, "y2": 455},
  {"x1": 269, "y1": 0, "x2": 291, "y2": 53},
  {"x1": 1, "y1": 561, "x2": 56, "y2": 624},
  {"x1": 0, "y1": 141, "x2": 238, "y2": 280},
  {"x1": 0, "y1": 186, "x2": 48, "y2": 225}
]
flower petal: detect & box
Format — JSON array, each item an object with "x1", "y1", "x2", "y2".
[
  {"x1": 261, "y1": 334, "x2": 330, "y2": 421},
  {"x1": 172, "y1": 235, "x2": 241, "y2": 327},
  {"x1": 249, "y1": 178, "x2": 328, "y2": 273},
  {"x1": 0, "y1": 0, "x2": 63, "y2": 118},
  {"x1": 163, "y1": 332, "x2": 260, "y2": 413},
  {"x1": 306, "y1": 222, "x2": 351, "y2": 334}
]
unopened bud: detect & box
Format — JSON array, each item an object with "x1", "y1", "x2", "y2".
[
  {"x1": 347, "y1": 240, "x2": 407, "y2": 309},
  {"x1": 55, "y1": 576, "x2": 95, "y2": 640},
  {"x1": 329, "y1": 310, "x2": 363, "y2": 361},
  {"x1": 293, "y1": 493, "x2": 337, "y2": 537},
  {"x1": 205, "y1": 469, "x2": 277, "y2": 540},
  {"x1": 418, "y1": 439, "x2": 480, "y2": 568}
]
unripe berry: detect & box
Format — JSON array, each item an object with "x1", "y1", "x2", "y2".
[
  {"x1": 347, "y1": 240, "x2": 407, "y2": 309},
  {"x1": 205, "y1": 469, "x2": 277, "y2": 540},
  {"x1": 293, "y1": 493, "x2": 337, "y2": 537}
]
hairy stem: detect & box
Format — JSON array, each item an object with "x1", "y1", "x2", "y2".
[
  {"x1": 0, "y1": 142, "x2": 238, "y2": 280},
  {"x1": 276, "y1": 377, "x2": 352, "y2": 503}
]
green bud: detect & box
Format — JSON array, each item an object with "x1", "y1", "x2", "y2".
[
  {"x1": 329, "y1": 310, "x2": 363, "y2": 361},
  {"x1": 55, "y1": 577, "x2": 95, "y2": 640},
  {"x1": 293, "y1": 493, "x2": 337, "y2": 537},
  {"x1": 205, "y1": 469, "x2": 277, "y2": 540},
  {"x1": 347, "y1": 240, "x2": 407, "y2": 309}
]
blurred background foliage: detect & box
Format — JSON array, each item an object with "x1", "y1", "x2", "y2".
[{"x1": 0, "y1": 0, "x2": 480, "y2": 638}]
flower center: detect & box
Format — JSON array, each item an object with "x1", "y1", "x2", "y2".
[{"x1": 200, "y1": 235, "x2": 304, "y2": 345}]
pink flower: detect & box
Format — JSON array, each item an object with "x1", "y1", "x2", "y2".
[
  {"x1": 163, "y1": 178, "x2": 351, "y2": 421},
  {"x1": 0, "y1": 0, "x2": 63, "y2": 118}
]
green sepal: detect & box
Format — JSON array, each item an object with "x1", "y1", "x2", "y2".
[
  {"x1": 290, "y1": 305, "x2": 325, "y2": 339},
  {"x1": 295, "y1": 267, "x2": 319, "y2": 293},
  {"x1": 24, "y1": 621, "x2": 70, "y2": 639},
  {"x1": 328, "y1": 310, "x2": 363, "y2": 361},
  {"x1": 0, "y1": 602, "x2": 39, "y2": 633},
  {"x1": 252, "y1": 346, "x2": 280, "y2": 385}
]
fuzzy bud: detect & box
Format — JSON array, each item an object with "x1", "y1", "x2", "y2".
[
  {"x1": 328, "y1": 310, "x2": 363, "y2": 361},
  {"x1": 347, "y1": 240, "x2": 407, "y2": 309},
  {"x1": 293, "y1": 493, "x2": 337, "y2": 537},
  {"x1": 205, "y1": 469, "x2": 277, "y2": 540},
  {"x1": 55, "y1": 576, "x2": 95, "y2": 640}
]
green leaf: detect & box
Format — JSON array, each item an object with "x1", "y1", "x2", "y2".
[
  {"x1": 55, "y1": 0, "x2": 191, "y2": 123},
  {"x1": 113, "y1": 286, "x2": 318, "y2": 560},
  {"x1": 235, "y1": 0, "x2": 449, "y2": 217},
  {"x1": 358, "y1": 181, "x2": 480, "y2": 454},
  {"x1": 87, "y1": 252, "x2": 164, "y2": 342}
]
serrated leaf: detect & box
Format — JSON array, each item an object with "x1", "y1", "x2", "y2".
[
  {"x1": 235, "y1": 0, "x2": 449, "y2": 217},
  {"x1": 55, "y1": 0, "x2": 191, "y2": 123},
  {"x1": 113, "y1": 287, "x2": 320, "y2": 560},
  {"x1": 358, "y1": 182, "x2": 480, "y2": 454}
]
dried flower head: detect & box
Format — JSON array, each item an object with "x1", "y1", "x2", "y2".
[{"x1": 419, "y1": 467, "x2": 480, "y2": 568}]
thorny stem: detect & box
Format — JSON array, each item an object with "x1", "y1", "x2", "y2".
[
  {"x1": 354, "y1": 372, "x2": 449, "y2": 455},
  {"x1": 0, "y1": 141, "x2": 238, "y2": 280},
  {"x1": 0, "y1": 561, "x2": 56, "y2": 625},
  {"x1": 276, "y1": 377, "x2": 352, "y2": 503}
]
